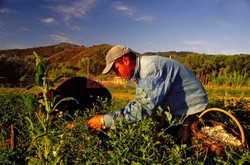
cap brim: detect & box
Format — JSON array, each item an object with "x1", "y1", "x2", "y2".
[{"x1": 102, "y1": 61, "x2": 115, "y2": 74}]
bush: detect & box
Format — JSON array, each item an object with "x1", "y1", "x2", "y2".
[{"x1": 0, "y1": 55, "x2": 33, "y2": 87}]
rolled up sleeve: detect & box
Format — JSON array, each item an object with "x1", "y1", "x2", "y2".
[{"x1": 103, "y1": 63, "x2": 175, "y2": 128}]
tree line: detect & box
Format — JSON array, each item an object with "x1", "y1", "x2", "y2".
[
  {"x1": 176, "y1": 53, "x2": 249, "y2": 86},
  {"x1": 0, "y1": 51, "x2": 249, "y2": 87}
]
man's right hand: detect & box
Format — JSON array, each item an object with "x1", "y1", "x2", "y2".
[{"x1": 87, "y1": 115, "x2": 103, "y2": 130}]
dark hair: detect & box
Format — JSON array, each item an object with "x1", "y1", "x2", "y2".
[
  {"x1": 116, "y1": 52, "x2": 137, "y2": 64},
  {"x1": 127, "y1": 52, "x2": 137, "y2": 61}
]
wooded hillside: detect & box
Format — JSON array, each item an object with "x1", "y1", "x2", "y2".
[{"x1": 0, "y1": 43, "x2": 249, "y2": 87}]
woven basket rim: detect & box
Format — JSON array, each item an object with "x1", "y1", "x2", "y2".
[{"x1": 191, "y1": 119, "x2": 242, "y2": 148}]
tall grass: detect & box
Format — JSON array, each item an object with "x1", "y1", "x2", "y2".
[{"x1": 211, "y1": 70, "x2": 249, "y2": 87}]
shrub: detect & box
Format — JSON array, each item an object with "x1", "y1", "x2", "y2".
[{"x1": 0, "y1": 55, "x2": 33, "y2": 86}]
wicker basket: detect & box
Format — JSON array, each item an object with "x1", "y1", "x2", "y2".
[{"x1": 191, "y1": 108, "x2": 246, "y2": 155}]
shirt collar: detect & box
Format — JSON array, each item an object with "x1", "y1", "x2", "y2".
[{"x1": 132, "y1": 56, "x2": 140, "y2": 79}]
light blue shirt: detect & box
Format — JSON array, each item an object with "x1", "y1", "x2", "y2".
[{"x1": 103, "y1": 56, "x2": 208, "y2": 128}]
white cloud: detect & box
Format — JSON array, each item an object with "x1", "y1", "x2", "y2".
[
  {"x1": 135, "y1": 16, "x2": 153, "y2": 22},
  {"x1": 113, "y1": 2, "x2": 135, "y2": 16},
  {"x1": 50, "y1": 0, "x2": 98, "y2": 21},
  {"x1": 0, "y1": 7, "x2": 17, "y2": 14},
  {"x1": 40, "y1": 17, "x2": 58, "y2": 25},
  {"x1": 50, "y1": 34, "x2": 72, "y2": 43},
  {"x1": 70, "y1": 25, "x2": 82, "y2": 32},
  {"x1": 113, "y1": 2, "x2": 153, "y2": 22}
]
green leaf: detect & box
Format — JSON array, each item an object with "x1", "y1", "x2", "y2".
[
  {"x1": 25, "y1": 116, "x2": 35, "y2": 131},
  {"x1": 27, "y1": 156, "x2": 40, "y2": 165},
  {"x1": 24, "y1": 93, "x2": 38, "y2": 111},
  {"x1": 35, "y1": 74, "x2": 43, "y2": 86},
  {"x1": 51, "y1": 155, "x2": 62, "y2": 165},
  {"x1": 26, "y1": 84, "x2": 35, "y2": 90},
  {"x1": 52, "y1": 97, "x2": 79, "y2": 112},
  {"x1": 47, "y1": 80, "x2": 54, "y2": 87},
  {"x1": 53, "y1": 75, "x2": 64, "y2": 84},
  {"x1": 20, "y1": 73, "x2": 28, "y2": 81},
  {"x1": 37, "y1": 61, "x2": 46, "y2": 75},
  {"x1": 33, "y1": 51, "x2": 41, "y2": 66}
]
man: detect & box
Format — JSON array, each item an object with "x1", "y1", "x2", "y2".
[{"x1": 87, "y1": 45, "x2": 209, "y2": 143}]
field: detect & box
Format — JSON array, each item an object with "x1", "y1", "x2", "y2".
[
  {"x1": 0, "y1": 85, "x2": 249, "y2": 164},
  {"x1": 1, "y1": 42, "x2": 249, "y2": 164}
]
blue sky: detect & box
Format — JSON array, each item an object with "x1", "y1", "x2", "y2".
[{"x1": 0, "y1": 0, "x2": 250, "y2": 54}]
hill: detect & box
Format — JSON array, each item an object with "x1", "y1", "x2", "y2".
[
  {"x1": 0, "y1": 42, "x2": 114, "y2": 66},
  {"x1": 0, "y1": 43, "x2": 113, "y2": 86},
  {"x1": 0, "y1": 43, "x2": 82, "y2": 59},
  {"x1": 0, "y1": 43, "x2": 249, "y2": 87},
  {"x1": 48, "y1": 44, "x2": 112, "y2": 65}
]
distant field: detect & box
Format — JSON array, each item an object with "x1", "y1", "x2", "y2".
[
  {"x1": 0, "y1": 84, "x2": 249, "y2": 111},
  {"x1": 1, "y1": 84, "x2": 249, "y2": 100}
]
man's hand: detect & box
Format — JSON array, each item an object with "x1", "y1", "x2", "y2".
[{"x1": 87, "y1": 115, "x2": 103, "y2": 130}]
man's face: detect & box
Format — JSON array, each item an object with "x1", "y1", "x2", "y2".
[{"x1": 112, "y1": 56, "x2": 135, "y2": 80}]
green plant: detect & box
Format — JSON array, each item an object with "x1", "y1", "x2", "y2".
[
  {"x1": 0, "y1": 92, "x2": 32, "y2": 164},
  {"x1": 0, "y1": 55, "x2": 33, "y2": 86},
  {"x1": 24, "y1": 52, "x2": 76, "y2": 165},
  {"x1": 0, "y1": 86, "x2": 249, "y2": 164}
]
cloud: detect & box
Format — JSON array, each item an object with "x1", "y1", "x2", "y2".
[
  {"x1": 70, "y1": 25, "x2": 82, "y2": 32},
  {"x1": 0, "y1": 7, "x2": 17, "y2": 14},
  {"x1": 113, "y1": 2, "x2": 153, "y2": 22},
  {"x1": 50, "y1": 34, "x2": 72, "y2": 43},
  {"x1": 135, "y1": 16, "x2": 153, "y2": 22},
  {"x1": 50, "y1": 0, "x2": 98, "y2": 21},
  {"x1": 113, "y1": 2, "x2": 135, "y2": 16},
  {"x1": 40, "y1": 17, "x2": 58, "y2": 25}
]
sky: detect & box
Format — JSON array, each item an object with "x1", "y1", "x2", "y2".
[{"x1": 0, "y1": 0, "x2": 250, "y2": 54}]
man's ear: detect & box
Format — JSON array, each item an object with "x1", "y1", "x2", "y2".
[{"x1": 122, "y1": 56, "x2": 130, "y2": 66}]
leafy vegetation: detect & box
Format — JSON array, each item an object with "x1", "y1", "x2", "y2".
[
  {"x1": 0, "y1": 44, "x2": 249, "y2": 164},
  {"x1": 0, "y1": 53, "x2": 249, "y2": 164},
  {"x1": 0, "y1": 55, "x2": 33, "y2": 86},
  {"x1": 0, "y1": 87, "x2": 249, "y2": 164},
  {"x1": 0, "y1": 43, "x2": 249, "y2": 87},
  {"x1": 155, "y1": 53, "x2": 250, "y2": 86}
]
